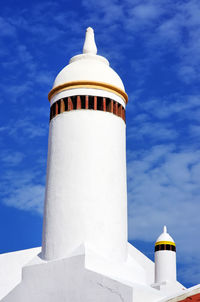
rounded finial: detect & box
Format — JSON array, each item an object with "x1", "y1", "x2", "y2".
[
  {"x1": 83, "y1": 27, "x2": 97, "y2": 55},
  {"x1": 163, "y1": 225, "x2": 167, "y2": 233}
]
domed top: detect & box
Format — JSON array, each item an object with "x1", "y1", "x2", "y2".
[
  {"x1": 53, "y1": 58, "x2": 124, "y2": 90},
  {"x1": 155, "y1": 226, "x2": 175, "y2": 245},
  {"x1": 48, "y1": 28, "x2": 127, "y2": 102}
]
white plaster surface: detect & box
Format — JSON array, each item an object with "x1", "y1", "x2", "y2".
[
  {"x1": 155, "y1": 250, "x2": 176, "y2": 284},
  {"x1": 156, "y1": 227, "x2": 175, "y2": 244},
  {"x1": 0, "y1": 243, "x2": 186, "y2": 302},
  {"x1": 53, "y1": 57, "x2": 125, "y2": 91},
  {"x1": 55, "y1": 27, "x2": 125, "y2": 92},
  {"x1": 131, "y1": 283, "x2": 164, "y2": 302},
  {"x1": 127, "y1": 243, "x2": 155, "y2": 285},
  {"x1": 155, "y1": 227, "x2": 176, "y2": 284},
  {"x1": 82, "y1": 27, "x2": 97, "y2": 55},
  {"x1": 0, "y1": 247, "x2": 41, "y2": 300},
  {"x1": 2, "y1": 254, "x2": 133, "y2": 302},
  {"x1": 42, "y1": 109, "x2": 127, "y2": 261},
  {"x1": 29, "y1": 243, "x2": 154, "y2": 286},
  {"x1": 152, "y1": 281, "x2": 185, "y2": 297},
  {"x1": 84, "y1": 243, "x2": 146, "y2": 285}
]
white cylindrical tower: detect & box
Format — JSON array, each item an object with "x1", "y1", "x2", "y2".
[
  {"x1": 42, "y1": 28, "x2": 128, "y2": 262},
  {"x1": 155, "y1": 226, "x2": 177, "y2": 283}
]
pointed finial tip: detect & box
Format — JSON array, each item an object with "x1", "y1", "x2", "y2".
[
  {"x1": 83, "y1": 27, "x2": 97, "y2": 55},
  {"x1": 86, "y1": 27, "x2": 94, "y2": 32},
  {"x1": 163, "y1": 225, "x2": 167, "y2": 233}
]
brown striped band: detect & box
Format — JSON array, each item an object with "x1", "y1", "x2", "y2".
[
  {"x1": 50, "y1": 95, "x2": 126, "y2": 123},
  {"x1": 155, "y1": 244, "x2": 176, "y2": 252}
]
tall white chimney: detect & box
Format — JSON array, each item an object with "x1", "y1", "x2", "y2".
[{"x1": 42, "y1": 27, "x2": 129, "y2": 262}]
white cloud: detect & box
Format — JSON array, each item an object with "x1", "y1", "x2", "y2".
[
  {"x1": 82, "y1": 0, "x2": 124, "y2": 25},
  {"x1": 190, "y1": 125, "x2": 200, "y2": 137},
  {"x1": 0, "y1": 151, "x2": 24, "y2": 166},
  {"x1": 3, "y1": 184, "x2": 44, "y2": 214},
  {"x1": 0, "y1": 17, "x2": 16, "y2": 37},
  {"x1": 128, "y1": 121, "x2": 178, "y2": 141},
  {"x1": 126, "y1": 2, "x2": 164, "y2": 30},
  {"x1": 132, "y1": 4, "x2": 161, "y2": 20},
  {"x1": 0, "y1": 170, "x2": 45, "y2": 214},
  {"x1": 7, "y1": 118, "x2": 48, "y2": 139},
  {"x1": 178, "y1": 257, "x2": 200, "y2": 285},
  {"x1": 130, "y1": 94, "x2": 200, "y2": 121}
]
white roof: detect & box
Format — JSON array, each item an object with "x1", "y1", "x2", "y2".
[
  {"x1": 156, "y1": 226, "x2": 175, "y2": 244},
  {"x1": 0, "y1": 243, "x2": 187, "y2": 301},
  {"x1": 52, "y1": 27, "x2": 125, "y2": 91},
  {"x1": 0, "y1": 247, "x2": 41, "y2": 300}
]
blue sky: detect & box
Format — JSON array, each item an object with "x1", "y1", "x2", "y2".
[{"x1": 0, "y1": 0, "x2": 200, "y2": 288}]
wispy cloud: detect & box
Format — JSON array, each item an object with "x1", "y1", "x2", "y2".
[
  {"x1": 190, "y1": 125, "x2": 200, "y2": 137},
  {"x1": 0, "y1": 118, "x2": 48, "y2": 140},
  {"x1": 0, "y1": 170, "x2": 45, "y2": 214},
  {"x1": 9, "y1": 119, "x2": 48, "y2": 139},
  {"x1": 128, "y1": 121, "x2": 178, "y2": 141},
  {"x1": 127, "y1": 94, "x2": 200, "y2": 134},
  {"x1": 178, "y1": 258, "x2": 200, "y2": 286},
  {"x1": 0, "y1": 16, "x2": 16, "y2": 37},
  {"x1": 0, "y1": 151, "x2": 24, "y2": 166},
  {"x1": 3, "y1": 183, "x2": 44, "y2": 214}
]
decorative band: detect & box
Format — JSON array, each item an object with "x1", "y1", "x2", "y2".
[
  {"x1": 48, "y1": 81, "x2": 128, "y2": 103},
  {"x1": 155, "y1": 241, "x2": 176, "y2": 247},
  {"x1": 155, "y1": 243, "x2": 176, "y2": 252},
  {"x1": 50, "y1": 95, "x2": 126, "y2": 123}
]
